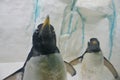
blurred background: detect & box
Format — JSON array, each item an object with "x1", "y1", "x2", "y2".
[{"x1": 0, "y1": 0, "x2": 120, "y2": 80}]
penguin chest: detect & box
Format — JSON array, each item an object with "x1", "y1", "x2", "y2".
[
  {"x1": 81, "y1": 52, "x2": 104, "y2": 80},
  {"x1": 23, "y1": 53, "x2": 66, "y2": 80}
]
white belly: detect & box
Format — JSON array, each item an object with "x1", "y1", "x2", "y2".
[
  {"x1": 23, "y1": 53, "x2": 67, "y2": 80},
  {"x1": 81, "y1": 51, "x2": 104, "y2": 80}
]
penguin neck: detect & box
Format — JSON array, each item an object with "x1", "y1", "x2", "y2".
[
  {"x1": 33, "y1": 45, "x2": 60, "y2": 55},
  {"x1": 87, "y1": 49, "x2": 101, "y2": 53},
  {"x1": 87, "y1": 46, "x2": 101, "y2": 53}
]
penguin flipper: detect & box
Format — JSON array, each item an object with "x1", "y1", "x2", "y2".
[
  {"x1": 3, "y1": 68, "x2": 23, "y2": 80},
  {"x1": 69, "y1": 56, "x2": 83, "y2": 65},
  {"x1": 64, "y1": 61, "x2": 76, "y2": 76},
  {"x1": 104, "y1": 57, "x2": 119, "y2": 79}
]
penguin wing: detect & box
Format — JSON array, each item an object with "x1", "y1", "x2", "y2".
[
  {"x1": 64, "y1": 61, "x2": 76, "y2": 76},
  {"x1": 69, "y1": 56, "x2": 83, "y2": 65},
  {"x1": 104, "y1": 57, "x2": 119, "y2": 79},
  {"x1": 3, "y1": 68, "x2": 23, "y2": 80}
]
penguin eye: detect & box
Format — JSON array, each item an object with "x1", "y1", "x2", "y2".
[{"x1": 35, "y1": 29, "x2": 39, "y2": 33}]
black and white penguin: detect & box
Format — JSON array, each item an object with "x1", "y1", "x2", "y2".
[
  {"x1": 70, "y1": 38, "x2": 119, "y2": 80},
  {"x1": 3, "y1": 16, "x2": 76, "y2": 80}
]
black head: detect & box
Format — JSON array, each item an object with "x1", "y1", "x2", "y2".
[
  {"x1": 32, "y1": 16, "x2": 59, "y2": 54},
  {"x1": 87, "y1": 38, "x2": 101, "y2": 52}
]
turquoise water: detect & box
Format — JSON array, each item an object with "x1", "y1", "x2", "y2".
[
  {"x1": 34, "y1": 0, "x2": 40, "y2": 23},
  {"x1": 107, "y1": 0, "x2": 116, "y2": 60}
]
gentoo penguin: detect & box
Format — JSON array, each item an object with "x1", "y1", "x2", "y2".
[
  {"x1": 70, "y1": 38, "x2": 119, "y2": 80},
  {"x1": 3, "y1": 16, "x2": 76, "y2": 80}
]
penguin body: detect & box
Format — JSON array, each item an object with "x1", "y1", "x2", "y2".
[
  {"x1": 3, "y1": 16, "x2": 76, "y2": 80},
  {"x1": 82, "y1": 51, "x2": 103, "y2": 69},
  {"x1": 81, "y1": 38, "x2": 104, "y2": 80},
  {"x1": 70, "y1": 38, "x2": 119, "y2": 80},
  {"x1": 23, "y1": 53, "x2": 66, "y2": 80},
  {"x1": 22, "y1": 16, "x2": 67, "y2": 80},
  {"x1": 81, "y1": 51, "x2": 104, "y2": 80}
]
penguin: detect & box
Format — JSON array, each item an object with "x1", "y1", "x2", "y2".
[
  {"x1": 3, "y1": 16, "x2": 76, "y2": 80},
  {"x1": 69, "y1": 38, "x2": 119, "y2": 80}
]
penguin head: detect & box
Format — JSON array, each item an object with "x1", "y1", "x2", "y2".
[
  {"x1": 87, "y1": 38, "x2": 101, "y2": 52},
  {"x1": 32, "y1": 16, "x2": 58, "y2": 53}
]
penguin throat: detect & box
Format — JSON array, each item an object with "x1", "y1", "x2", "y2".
[
  {"x1": 33, "y1": 45, "x2": 60, "y2": 55},
  {"x1": 88, "y1": 48, "x2": 101, "y2": 53},
  {"x1": 87, "y1": 46, "x2": 101, "y2": 53}
]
